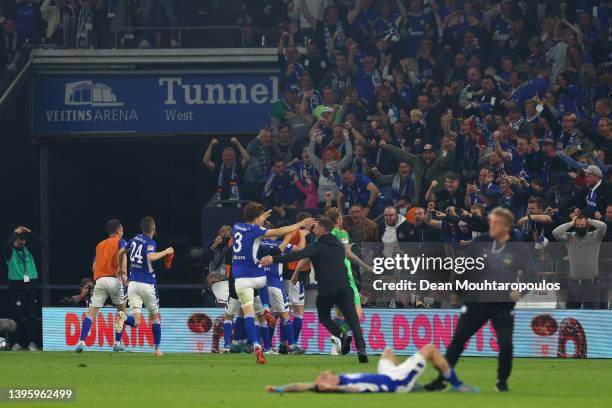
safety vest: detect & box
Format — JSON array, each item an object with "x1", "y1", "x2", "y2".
[{"x1": 7, "y1": 247, "x2": 38, "y2": 281}]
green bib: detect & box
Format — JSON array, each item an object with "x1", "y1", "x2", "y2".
[
  {"x1": 7, "y1": 247, "x2": 38, "y2": 281},
  {"x1": 331, "y1": 228, "x2": 353, "y2": 274}
]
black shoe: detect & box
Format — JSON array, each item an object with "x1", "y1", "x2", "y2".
[
  {"x1": 278, "y1": 343, "x2": 288, "y2": 355},
  {"x1": 340, "y1": 333, "x2": 352, "y2": 355},
  {"x1": 495, "y1": 381, "x2": 509, "y2": 392},
  {"x1": 357, "y1": 352, "x2": 369, "y2": 363},
  {"x1": 424, "y1": 377, "x2": 446, "y2": 391}
]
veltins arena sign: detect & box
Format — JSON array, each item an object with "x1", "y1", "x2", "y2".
[
  {"x1": 32, "y1": 74, "x2": 279, "y2": 135},
  {"x1": 42, "y1": 308, "x2": 612, "y2": 358}
]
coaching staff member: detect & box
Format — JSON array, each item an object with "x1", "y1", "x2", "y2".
[
  {"x1": 426, "y1": 208, "x2": 532, "y2": 392},
  {"x1": 261, "y1": 216, "x2": 368, "y2": 363},
  {"x1": 3, "y1": 226, "x2": 43, "y2": 351}
]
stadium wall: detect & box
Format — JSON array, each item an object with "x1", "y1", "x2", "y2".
[{"x1": 43, "y1": 308, "x2": 612, "y2": 358}]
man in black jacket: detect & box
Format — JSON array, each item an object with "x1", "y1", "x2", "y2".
[
  {"x1": 261, "y1": 216, "x2": 368, "y2": 363},
  {"x1": 426, "y1": 208, "x2": 533, "y2": 392}
]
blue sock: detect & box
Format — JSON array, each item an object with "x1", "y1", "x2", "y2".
[
  {"x1": 223, "y1": 320, "x2": 233, "y2": 348},
  {"x1": 293, "y1": 315, "x2": 303, "y2": 342},
  {"x1": 443, "y1": 368, "x2": 463, "y2": 387},
  {"x1": 281, "y1": 319, "x2": 294, "y2": 347},
  {"x1": 259, "y1": 324, "x2": 271, "y2": 350},
  {"x1": 259, "y1": 288, "x2": 270, "y2": 308},
  {"x1": 114, "y1": 328, "x2": 123, "y2": 343},
  {"x1": 125, "y1": 315, "x2": 136, "y2": 327},
  {"x1": 80, "y1": 316, "x2": 92, "y2": 341},
  {"x1": 244, "y1": 315, "x2": 259, "y2": 347},
  {"x1": 152, "y1": 321, "x2": 161, "y2": 350},
  {"x1": 235, "y1": 317, "x2": 246, "y2": 341}
]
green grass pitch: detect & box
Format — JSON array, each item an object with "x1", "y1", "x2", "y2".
[{"x1": 1, "y1": 352, "x2": 611, "y2": 407}]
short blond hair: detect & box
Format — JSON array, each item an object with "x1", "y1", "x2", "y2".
[
  {"x1": 410, "y1": 109, "x2": 423, "y2": 118},
  {"x1": 489, "y1": 207, "x2": 515, "y2": 228}
]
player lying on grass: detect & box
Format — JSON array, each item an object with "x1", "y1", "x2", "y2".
[{"x1": 265, "y1": 344, "x2": 478, "y2": 393}]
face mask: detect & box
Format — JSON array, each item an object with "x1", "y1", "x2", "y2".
[
  {"x1": 399, "y1": 207, "x2": 407, "y2": 216},
  {"x1": 575, "y1": 227, "x2": 587, "y2": 237}
]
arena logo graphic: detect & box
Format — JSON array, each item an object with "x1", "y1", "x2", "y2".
[
  {"x1": 158, "y1": 76, "x2": 279, "y2": 105},
  {"x1": 44, "y1": 81, "x2": 139, "y2": 123}
]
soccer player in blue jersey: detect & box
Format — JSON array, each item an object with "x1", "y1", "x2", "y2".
[
  {"x1": 266, "y1": 344, "x2": 478, "y2": 394},
  {"x1": 258, "y1": 226, "x2": 308, "y2": 355},
  {"x1": 231, "y1": 202, "x2": 314, "y2": 364},
  {"x1": 118, "y1": 216, "x2": 173, "y2": 357}
]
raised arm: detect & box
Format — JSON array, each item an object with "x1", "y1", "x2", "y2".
[
  {"x1": 269, "y1": 241, "x2": 319, "y2": 264},
  {"x1": 148, "y1": 247, "x2": 174, "y2": 262},
  {"x1": 552, "y1": 220, "x2": 574, "y2": 242},
  {"x1": 300, "y1": 0, "x2": 318, "y2": 29},
  {"x1": 307, "y1": 137, "x2": 322, "y2": 170},
  {"x1": 203, "y1": 138, "x2": 219, "y2": 170},
  {"x1": 395, "y1": 0, "x2": 408, "y2": 19},
  {"x1": 337, "y1": 133, "x2": 354, "y2": 170},
  {"x1": 230, "y1": 137, "x2": 250, "y2": 167},
  {"x1": 347, "y1": 0, "x2": 361, "y2": 24},
  {"x1": 590, "y1": 219, "x2": 608, "y2": 241},
  {"x1": 556, "y1": 151, "x2": 588, "y2": 171},
  {"x1": 265, "y1": 218, "x2": 315, "y2": 239},
  {"x1": 381, "y1": 143, "x2": 417, "y2": 166}
]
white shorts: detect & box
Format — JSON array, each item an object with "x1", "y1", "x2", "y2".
[
  {"x1": 234, "y1": 276, "x2": 266, "y2": 307},
  {"x1": 225, "y1": 296, "x2": 264, "y2": 316},
  {"x1": 283, "y1": 280, "x2": 305, "y2": 306},
  {"x1": 267, "y1": 286, "x2": 289, "y2": 313},
  {"x1": 127, "y1": 281, "x2": 159, "y2": 315},
  {"x1": 377, "y1": 352, "x2": 427, "y2": 393},
  {"x1": 91, "y1": 277, "x2": 125, "y2": 308}
]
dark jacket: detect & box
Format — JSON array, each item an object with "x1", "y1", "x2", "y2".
[{"x1": 272, "y1": 233, "x2": 348, "y2": 292}]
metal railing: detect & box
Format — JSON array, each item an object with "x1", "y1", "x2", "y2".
[{"x1": 112, "y1": 25, "x2": 281, "y2": 49}]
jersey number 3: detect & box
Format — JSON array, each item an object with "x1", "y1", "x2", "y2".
[{"x1": 233, "y1": 232, "x2": 243, "y2": 253}]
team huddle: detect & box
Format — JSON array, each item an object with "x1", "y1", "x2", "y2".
[{"x1": 73, "y1": 204, "x2": 477, "y2": 394}]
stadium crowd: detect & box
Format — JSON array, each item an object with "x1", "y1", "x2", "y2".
[
  {"x1": 1, "y1": 0, "x2": 611, "y2": 313},
  {"x1": 200, "y1": 0, "x2": 612, "y2": 308}
]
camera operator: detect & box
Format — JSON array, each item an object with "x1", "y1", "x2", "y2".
[{"x1": 202, "y1": 225, "x2": 232, "y2": 276}]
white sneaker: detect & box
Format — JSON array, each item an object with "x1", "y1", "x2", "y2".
[
  {"x1": 28, "y1": 342, "x2": 39, "y2": 352},
  {"x1": 264, "y1": 349, "x2": 279, "y2": 355},
  {"x1": 12, "y1": 343, "x2": 22, "y2": 352},
  {"x1": 153, "y1": 349, "x2": 163, "y2": 357},
  {"x1": 170, "y1": 39, "x2": 179, "y2": 48},
  {"x1": 330, "y1": 336, "x2": 341, "y2": 355},
  {"x1": 75, "y1": 341, "x2": 85, "y2": 353}
]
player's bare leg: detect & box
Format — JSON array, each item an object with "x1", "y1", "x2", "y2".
[{"x1": 113, "y1": 303, "x2": 127, "y2": 352}]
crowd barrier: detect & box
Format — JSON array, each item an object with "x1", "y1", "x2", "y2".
[{"x1": 42, "y1": 308, "x2": 612, "y2": 358}]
